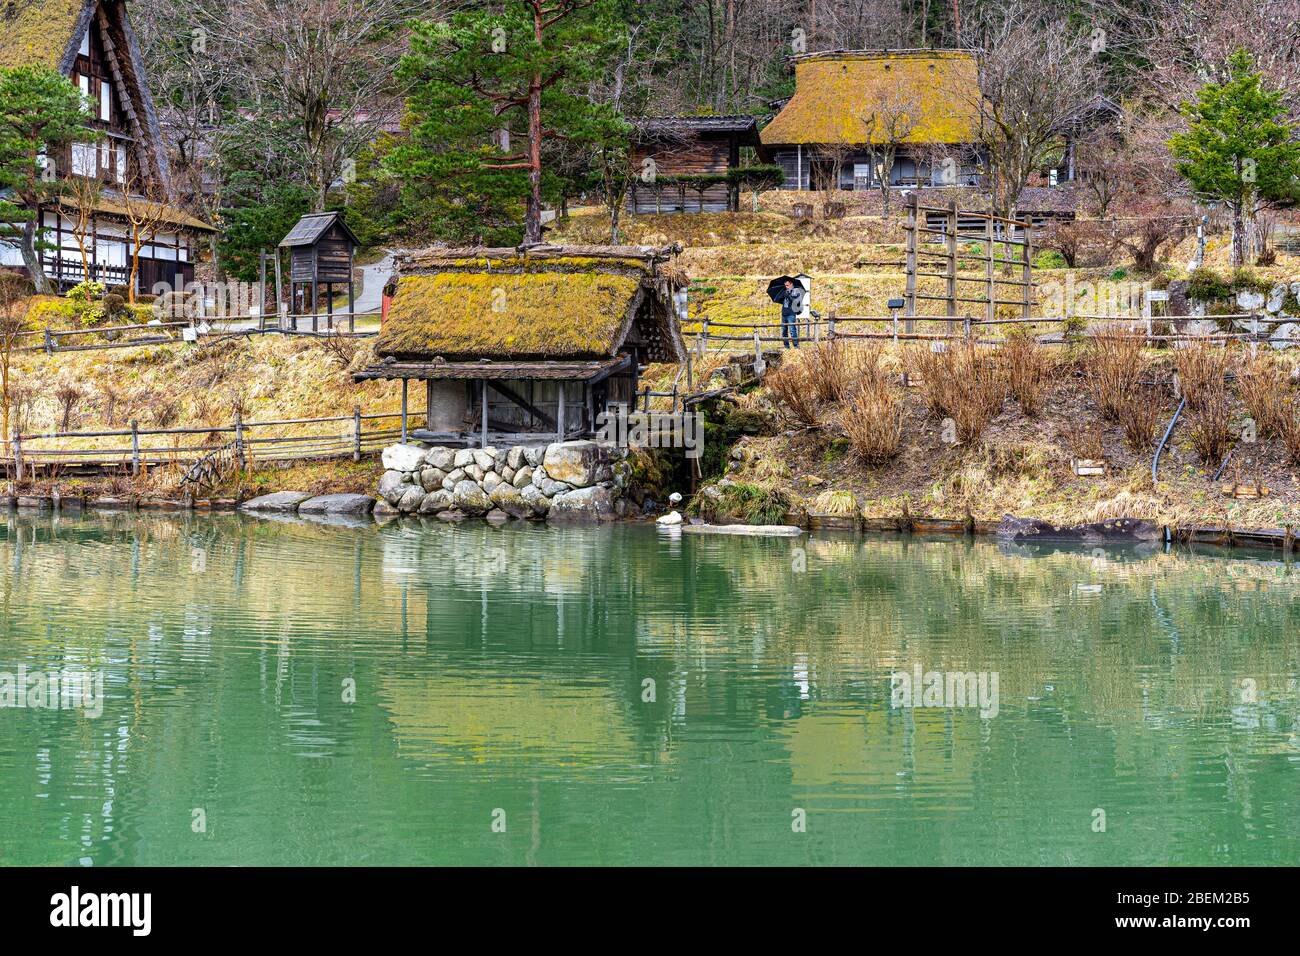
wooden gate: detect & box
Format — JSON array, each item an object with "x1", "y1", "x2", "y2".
[{"x1": 902, "y1": 193, "x2": 1035, "y2": 334}]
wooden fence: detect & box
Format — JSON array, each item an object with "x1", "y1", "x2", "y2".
[{"x1": 5, "y1": 407, "x2": 425, "y2": 481}]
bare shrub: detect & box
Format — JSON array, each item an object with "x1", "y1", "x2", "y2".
[
  {"x1": 841, "y1": 377, "x2": 903, "y2": 465},
  {"x1": 1064, "y1": 420, "x2": 1104, "y2": 460},
  {"x1": 908, "y1": 342, "x2": 1005, "y2": 443},
  {"x1": 1086, "y1": 329, "x2": 1143, "y2": 421},
  {"x1": 1118, "y1": 385, "x2": 1162, "y2": 452},
  {"x1": 1237, "y1": 354, "x2": 1287, "y2": 439},
  {"x1": 319, "y1": 331, "x2": 361, "y2": 369},
  {"x1": 1003, "y1": 330, "x2": 1054, "y2": 417},
  {"x1": 802, "y1": 340, "x2": 858, "y2": 404},
  {"x1": 53, "y1": 378, "x2": 86, "y2": 431},
  {"x1": 767, "y1": 360, "x2": 819, "y2": 426},
  {"x1": 1174, "y1": 343, "x2": 1230, "y2": 410},
  {"x1": 1187, "y1": 386, "x2": 1231, "y2": 466}
]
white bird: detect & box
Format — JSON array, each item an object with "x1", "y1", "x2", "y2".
[{"x1": 668, "y1": 492, "x2": 683, "y2": 505}]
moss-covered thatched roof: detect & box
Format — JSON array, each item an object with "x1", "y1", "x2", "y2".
[
  {"x1": 0, "y1": 0, "x2": 91, "y2": 71},
  {"x1": 760, "y1": 50, "x2": 982, "y2": 146},
  {"x1": 375, "y1": 245, "x2": 687, "y2": 363}
]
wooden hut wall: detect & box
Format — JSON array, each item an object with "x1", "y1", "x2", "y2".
[{"x1": 316, "y1": 224, "x2": 354, "y2": 283}]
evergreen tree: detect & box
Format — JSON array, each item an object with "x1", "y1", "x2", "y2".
[
  {"x1": 391, "y1": 0, "x2": 626, "y2": 245},
  {"x1": 1170, "y1": 49, "x2": 1300, "y2": 266},
  {"x1": 0, "y1": 67, "x2": 94, "y2": 294}
]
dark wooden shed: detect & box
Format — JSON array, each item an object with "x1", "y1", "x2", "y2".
[{"x1": 278, "y1": 211, "x2": 359, "y2": 330}]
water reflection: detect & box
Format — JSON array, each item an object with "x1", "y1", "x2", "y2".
[{"x1": 0, "y1": 511, "x2": 1296, "y2": 866}]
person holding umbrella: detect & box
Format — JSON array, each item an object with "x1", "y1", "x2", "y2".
[{"x1": 767, "y1": 275, "x2": 807, "y2": 349}]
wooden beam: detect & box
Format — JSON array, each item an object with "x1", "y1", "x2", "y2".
[{"x1": 488, "y1": 381, "x2": 555, "y2": 429}]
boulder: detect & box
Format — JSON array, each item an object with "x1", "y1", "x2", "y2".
[
  {"x1": 523, "y1": 446, "x2": 544, "y2": 467},
  {"x1": 436, "y1": 509, "x2": 467, "y2": 522},
  {"x1": 442, "y1": 468, "x2": 466, "y2": 492},
  {"x1": 397, "y1": 485, "x2": 426, "y2": 513},
  {"x1": 506, "y1": 446, "x2": 527, "y2": 471},
  {"x1": 500, "y1": 465, "x2": 516, "y2": 485},
  {"x1": 240, "y1": 491, "x2": 314, "y2": 513},
  {"x1": 453, "y1": 449, "x2": 476, "y2": 469},
  {"x1": 492, "y1": 449, "x2": 509, "y2": 473},
  {"x1": 482, "y1": 471, "x2": 502, "y2": 494},
  {"x1": 382, "y1": 443, "x2": 427, "y2": 472},
  {"x1": 466, "y1": 463, "x2": 486, "y2": 482},
  {"x1": 452, "y1": 479, "x2": 491, "y2": 516},
  {"x1": 485, "y1": 508, "x2": 510, "y2": 524},
  {"x1": 472, "y1": 448, "x2": 497, "y2": 471},
  {"x1": 531, "y1": 464, "x2": 548, "y2": 484},
  {"x1": 520, "y1": 483, "x2": 551, "y2": 515},
  {"x1": 372, "y1": 499, "x2": 400, "y2": 521},
  {"x1": 298, "y1": 493, "x2": 376, "y2": 515},
  {"x1": 489, "y1": 482, "x2": 532, "y2": 518},
  {"x1": 423, "y1": 447, "x2": 456, "y2": 471},
  {"x1": 418, "y1": 490, "x2": 454, "y2": 514},
  {"x1": 548, "y1": 485, "x2": 616, "y2": 521},
  {"x1": 542, "y1": 440, "x2": 609, "y2": 487},
  {"x1": 419, "y1": 467, "x2": 447, "y2": 492},
  {"x1": 539, "y1": 478, "x2": 571, "y2": 498},
  {"x1": 378, "y1": 470, "x2": 408, "y2": 505},
  {"x1": 512, "y1": 466, "x2": 534, "y2": 488}
]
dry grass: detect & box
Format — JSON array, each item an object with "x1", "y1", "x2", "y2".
[
  {"x1": 766, "y1": 359, "x2": 820, "y2": 426},
  {"x1": 1002, "y1": 329, "x2": 1054, "y2": 417},
  {"x1": 1237, "y1": 353, "x2": 1289, "y2": 439},
  {"x1": 909, "y1": 341, "x2": 1005, "y2": 444},
  {"x1": 1117, "y1": 385, "x2": 1163, "y2": 452},
  {"x1": 1085, "y1": 329, "x2": 1143, "y2": 422},
  {"x1": 840, "y1": 376, "x2": 904, "y2": 465},
  {"x1": 802, "y1": 340, "x2": 859, "y2": 404},
  {"x1": 1174, "y1": 343, "x2": 1231, "y2": 411}
]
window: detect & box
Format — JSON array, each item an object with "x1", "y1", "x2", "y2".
[
  {"x1": 79, "y1": 31, "x2": 90, "y2": 56},
  {"x1": 100, "y1": 142, "x2": 110, "y2": 178},
  {"x1": 100, "y1": 83, "x2": 111, "y2": 122},
  {"x1": 72, "y1": 143, "x2": 96, "y2": 177},
  {"x1": 77, "y1": 74, "x2": 91, "y2": 113},
  {"x1": 116, "y1": 145, "x2": 127, "y2": 184}
]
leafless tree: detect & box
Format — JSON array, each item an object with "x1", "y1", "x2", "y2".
[
  {"x1": 66, "y1": 174, "x2": 103, "y2": 284},
  {"x1": 119, "y1": 171, "x2": 169, "y2": 303},
  {"x1": 860, "y1": 79, "x2": 920, "y2": 215},
  {"x1": 959, "y1": 2, "x2": 1105, "y2": 220}
]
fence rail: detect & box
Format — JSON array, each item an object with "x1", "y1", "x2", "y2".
[
  {"x1": 14, "y1": 313, "x2": 379, "y2": 355},
  {"x1": 5, "y1": 408, "x2": 426, "y2": 481}
]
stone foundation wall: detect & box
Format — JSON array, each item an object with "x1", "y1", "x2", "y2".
[{"x1": 376, "y1": 440, "x2": 632, "y2": 521}]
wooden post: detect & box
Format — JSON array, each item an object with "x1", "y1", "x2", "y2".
[
  {"x1": 259, "y1": 250, "x2": 268, "y2": 331},
  {"x1": 400, "y1": 379, "x2": 408, "y2": 443},
  {"x1": 945, "y1": 199, "x2": 958, "y2": 337},
  {"x1": 353, "y1": 405, "x2": 362, "y2": 462},
  {"x1": 686, "y1": 351, "x2": 694, "y2": 392},
  {"x1": 700, "y1": 318, "x2": 709, "y2": 354},
  {"x1": 754, "y1": 329, "x2": 762, "y2": 363},
  {"x1": 11, "y1": 428, "x2": 21, "y2": 483},
  {"x1": 556, "y1": 383, "x2": 566, "y2": 442},
  {"x1": 904, "y1": 192, "x2": 917, "y2": 334},
  {"x1": 273, "y1": 251, "x2": 283, "y2": 329},
  {"x1": 1019, "y1": 211, "x2": 1033, "y2": 319},
  {"x1": 984, "y1": 211, "x2": 995, "y2": 324},
  {"x1": 481, "y1": 379, "x2": 489, "y2": 448},
  {"x1": 130, "y1": 419, "x2": 139, "y2": 476},
  {"x1": 44, "y1": 329, "x2": 54, "y2": 354},
  {"x1": 233, "y1": 411, "x2": 245, "y2": 471}
]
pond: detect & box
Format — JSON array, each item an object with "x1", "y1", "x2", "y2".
[{"x1": 0, "y1": 512, "x2": 1296, "y2": 866}]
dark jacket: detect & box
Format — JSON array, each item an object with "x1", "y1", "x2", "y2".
[{"x1": 780, "y1": 286, "x2": 805, "y2": 318}]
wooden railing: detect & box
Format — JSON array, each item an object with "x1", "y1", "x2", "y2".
[{"x1": 5, "y1": 407, "x2": 426, "y2": 481}]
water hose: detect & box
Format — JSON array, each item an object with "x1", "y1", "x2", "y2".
[{"x1": 1152, "y1": 397, "x2": 1186, "y2": 485}]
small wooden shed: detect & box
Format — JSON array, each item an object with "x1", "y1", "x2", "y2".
[
  {"x1": 278, "y1": 211, "x2": 359, "y2": 328},
  {"x1": 353, "y1": 244, "x2": 688, "y2": 447}
]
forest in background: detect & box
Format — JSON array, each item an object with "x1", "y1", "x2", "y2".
[{"x1": 125, "y1": 0, "x2": 1300, "y2": 273}]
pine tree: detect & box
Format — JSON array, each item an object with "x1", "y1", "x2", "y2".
[
  {"x1": 0, "y1": 67, "x2": 95, "y2": 294},
  {"x1": 391, "y1": 0, "x2": 625, "y2": 246},
  {"x1": 1169, "y1": 49, "x2": 1300, "y2": 266}
]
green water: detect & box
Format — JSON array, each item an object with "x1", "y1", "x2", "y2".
[{"x1": 0, "y1": 511, "x2": 1297, "y2": 866}]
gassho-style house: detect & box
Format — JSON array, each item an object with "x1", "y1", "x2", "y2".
[
  {"x1": 354, "y1": 244, "x2": 688, "y2": 447},
  {"x1": 0, "y1": 0, "x2": 214, "y2": 291}
]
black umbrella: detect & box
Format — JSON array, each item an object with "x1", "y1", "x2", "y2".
[{"x1": 766, "y1": 275, "x2": 800, "y2": 303}]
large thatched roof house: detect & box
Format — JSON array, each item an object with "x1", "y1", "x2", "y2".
[
  {"x1": 761, "y1": 49, "x2": 985, "y2": 191},
  {"x1": 0, "y1": 0, "x2": 214, "y2": 292},
  {"x1": 354, "y1": 245, "x2": 688, "y2": 447}
]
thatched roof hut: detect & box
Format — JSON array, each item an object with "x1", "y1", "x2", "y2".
[{"x1": 355, "y1": 244, "x2": 688, "y2": 447}]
